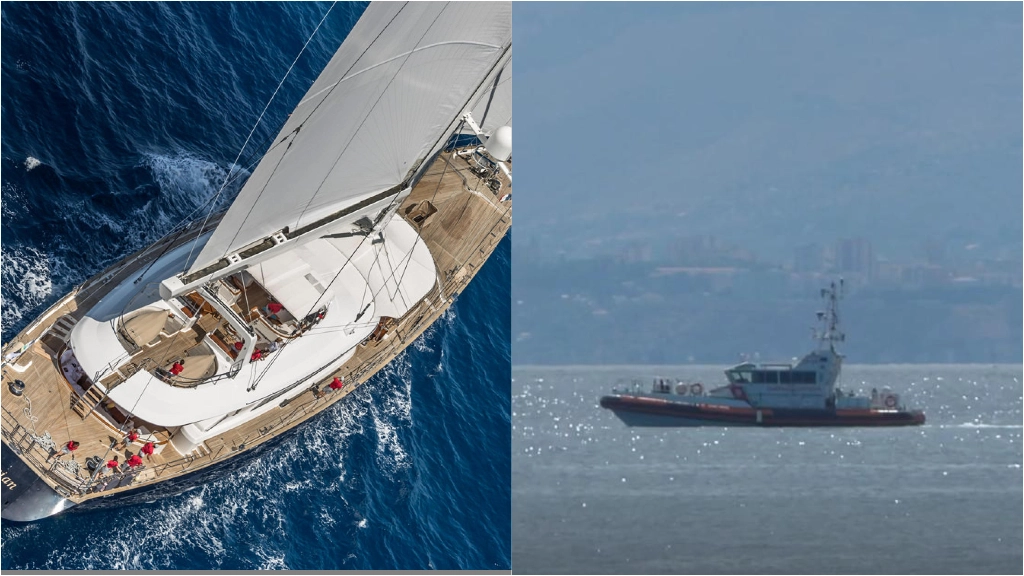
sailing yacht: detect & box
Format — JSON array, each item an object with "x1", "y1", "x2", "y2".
[{"x1": 1, "y1": 2, "x2": 512, "y2": 521}]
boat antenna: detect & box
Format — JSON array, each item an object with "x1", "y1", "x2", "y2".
[{"x1": 813, "y1": 278, "x2": 845, "y2": 352}]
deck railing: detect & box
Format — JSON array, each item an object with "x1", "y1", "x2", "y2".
[{"x1": 1, "y1": 406, "x2": 88, "y2": 497}]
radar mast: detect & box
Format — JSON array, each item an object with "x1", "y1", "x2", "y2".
[{"x1": 813, "y1": 279, "x2": 845, "y2": 352}]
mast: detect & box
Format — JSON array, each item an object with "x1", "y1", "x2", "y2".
[{"x1": 813, "y1": 279, "x2": 845, "y2": 352}]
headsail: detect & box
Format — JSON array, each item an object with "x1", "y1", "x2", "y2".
[{"x1": 188, "y1": 2, "x2": 512, "y2": 275}]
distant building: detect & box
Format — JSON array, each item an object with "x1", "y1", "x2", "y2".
[
  {"x1": 667, "y1": 235, "x2": 755, "y2": 266},
  {"x1": 834, "y1": 237, "x2": 875, "y2": 279},
  {"x1": 616, "y1": 242, "x2": 652, "y2": 263}
]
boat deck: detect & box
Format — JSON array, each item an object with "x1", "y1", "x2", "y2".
[{"x1": 0, "y1": 148, "x2": 510, "y2": 503}]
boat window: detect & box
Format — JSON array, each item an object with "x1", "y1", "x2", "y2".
[
  {"x1": 778, "y1": 371, "x2": 791, "y2": 384},
  {"x1": 731, "y1": 371, "x2": 750, "y2": 383},
  {"x1": 791, "y1": 371, "x2": 816, "y2": 384}
]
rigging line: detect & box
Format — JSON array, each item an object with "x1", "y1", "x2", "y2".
[
  {"x1": 369, "y1": 216, "x2": 415, "y2": 310},
  {"x1": 246, "y1": 343, "x2": 283, "y2": 393},
  {"x1": 300, "y1": 210, "x2": 509, "y2": 342},
  {"x1": 83, "y1": 314, "x2": 200, "y2": 491},
  {"x1": 479, "y1": 63, "x2": 503, "y2": 128},
  {"x1": 346, "y1": 225, "x2": 406, "y2": 315},
  {"x1": 292, "y1": 2, "x2": 439, "y2": 232},
  {"x1": 247, "y1": 322, "x2": 368, "y2": 394},
  {"x1": 315, "y1": 219, "x2": 422, "y2": 340},
  {"x1": 386, "y1": 227, "x2": 424, "y2": 311},
  {"x1": 297, "y1": 216, "x2": 384, "y2": 324},
  {"x1": 246, "y1": 316, "x2": 315, "y2": 394},
  {"x1": 299, "y1": 178, "x2": 410, "y2": 323},
  {"x1": 222, "y1": 3, "x2": 409, "y2": 260},
  {"x1": 292, "y1": 146, "x2": 424, "y2": 324},
  {"x1": 356, "y1": 271, "x2": 371, "y2": 318},
  {"x1": 294, "y1": 321, "x2": 382, "y2": 336},
  {"x1": 214, "y1": 135, "x2": 296, "y2": 272},
  {"x1": 184, "y1": 1, "x2": 338, "y2": 274},
  {"x1": 337, "y1": 146, "x2": 507, "y2": 328},
  {"x1": 278, "y1": 7, "x2": 451, "y2": 323},
  {"x1": 379, "y1": 238, "x2": 405, "y2": 308},
  {"x1": 199, "y1": 204, "x2": 452, "y2": 394},
  {"x1": 407, "y1": 40, "x2": 511, "y2": 192},
  {"x1": 429, "y1": 146, "x2": 455, "y2": 204},
  {"x1": 133, "y1": 223, "x2": 194, "y2": 284},
  {"x1": 140, "y1": 133, "x2": 273, "y2": 259}
]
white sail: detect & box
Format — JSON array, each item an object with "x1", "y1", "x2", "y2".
[
  {"x1": 466, "y1": 54, "x2": 511, "y2": 134},
  {"x1": 189, "y1": 2, "x2": 512, "y2": 274}
]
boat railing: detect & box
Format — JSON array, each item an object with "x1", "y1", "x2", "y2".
[
  {"x1": 651, "y1": 378, "x2": 676, "y2": 394},
  {"x1": 115, "y1": 319, "x2": 141, "y2": 352},
  {"x1": 77, "y1": 212, "x2": 225, "y2": 298},
  {"x1": 609, "y1": 379, "x2": 644, "y2": 394},
  {"x1": 0, "y1": 406, "x2": 87, "y2": 497},
  {"x1": 200, "y1": 285, "x2": 255, "y2": 338},
  {"x1": 150, "y1": 358, "x2": 239, "y2": 388}
]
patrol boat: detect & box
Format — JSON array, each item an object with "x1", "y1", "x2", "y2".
[
  {"x1": 1, "y1": 2, "x2": 511, "y2": 521},
  {"x1": 600, "y1": 281, "x2": 926, "y2": 427}
]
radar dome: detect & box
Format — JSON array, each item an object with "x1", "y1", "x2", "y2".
[{"x1": 484, "y1": 125, "x2": 511, "y2": 162}]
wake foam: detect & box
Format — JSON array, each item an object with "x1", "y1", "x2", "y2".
[
  {"x1": 0, "y1": 246, "x2": 53, "y2": 334},
  {"x1": 368, "y1": 354, "x2": 414, "y2": 474},
  {"x1": 141, "y1": 152, "x2": 247, "y2": 230},
  {"x1": 24, "y1": 156, "x2": 41, "y2": 171}
]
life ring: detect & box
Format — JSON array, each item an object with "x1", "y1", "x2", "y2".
[
  {"x1": 884, "y1": 396, "x2": 897, "y2": 408},
  {"x1": 690, "y1": 382, "x2": 704, "y2": 396}
]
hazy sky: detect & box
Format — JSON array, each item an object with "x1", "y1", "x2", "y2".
[{"x1": 513, "y1": 3, "x2": 1022, "y2": 262}]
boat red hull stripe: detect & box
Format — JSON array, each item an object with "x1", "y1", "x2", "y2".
[{"x1": 599, "y1": 395, "x2": 926, "y2": 427}]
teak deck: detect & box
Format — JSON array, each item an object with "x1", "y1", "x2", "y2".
[{"x1": 0, "y1": 148, "x2": 510, "y2": 504}]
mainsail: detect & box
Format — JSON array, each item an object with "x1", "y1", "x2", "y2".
[
  {"x1": 466, "y1": 54, "x2": 511, "y2": 134},
  {"x1": 189, "y1": 2, "x2": 512, "y2": 275}
]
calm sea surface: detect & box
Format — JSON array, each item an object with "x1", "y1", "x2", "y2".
[
  {"x1": 1, "y1": 3, "x2": 510, "y2": 569},
  {"x1": 513, "y1": 364, "x2": 1022, "y2": 574}
]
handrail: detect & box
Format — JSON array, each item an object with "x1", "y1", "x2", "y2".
[
  {"x1": 200, "y1": 285, "x2": 254, "y2": 337},
  {"x1": 0, "y1": 407, "x2": 86, "y2": 493}
]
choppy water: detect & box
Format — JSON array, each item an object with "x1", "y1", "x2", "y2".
[
  {"x1": 512, "y1": 364, "x2": 1023, "y2": 574},
  {"x1": 1, "y1": 3, "x2": 510, "y2": 570}
]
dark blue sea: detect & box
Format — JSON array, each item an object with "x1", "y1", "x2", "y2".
[{"x1": 1, "y1": 2, "x2": 510, "y2": 570}]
